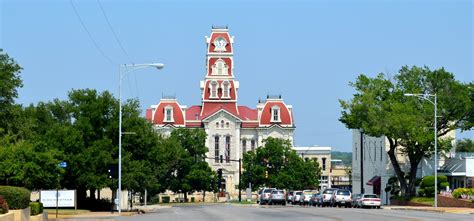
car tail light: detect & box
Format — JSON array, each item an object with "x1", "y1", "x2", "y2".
[{"x1": 324, "y1": 195, "x2": 326, "y2": 199}]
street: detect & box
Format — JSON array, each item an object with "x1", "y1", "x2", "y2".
[{"x1": 114, "y1": 204, "x2": 473, "y2": 221}]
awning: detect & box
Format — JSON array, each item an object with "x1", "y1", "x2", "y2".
[{"x1": 366, "y1": 176, "x2": 381, "y2": 186}]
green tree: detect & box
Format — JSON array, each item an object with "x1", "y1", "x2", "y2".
[
  {"x1": 167, "y1": 128, "x2": 211, "y2": 201},
  {"x1": 339, "y1": 66, "x2": 472, "y2": 197},
  {"x1": 455, "y1": 138, "x2": 474, "y2": 152},
  {"x1": 242, "y1": 137, "x2": 321, "y2": 190},
  {"x1": 0, "y1": 49, "x2": 23, "y2": 136}
]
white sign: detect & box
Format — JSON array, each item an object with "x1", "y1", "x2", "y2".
[{"x1": 40, "y1": 190, "x2": 75, "y2": 207}]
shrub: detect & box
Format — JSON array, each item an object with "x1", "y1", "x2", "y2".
[
  {"x1": 82, "y1": 197, "x2": 113, "y2": 211},
  {"x1": 418, "y1": 189, "x2": 425, "y2": 197},
  {"x1": 452, "y1": 188, "x2": 474, "y2": 199},
  {"x1": 161, "y1": 196, "x2": 170, "y2": 203},
  {"x1": 150, "y1": 195, "x2": 160, "y2": 204},
  {"x1": 0, "y1": 195, "x2": 9, "y2": 214},
  {"x1": 0, "y1": 186, "x2": 30, "y2": 209},
  {"x1": 29, "y1": 202, "x2": 43, "y2": 216},
  {"x1": 418, "y1": 175, "x2": 448, "y2": 197}
]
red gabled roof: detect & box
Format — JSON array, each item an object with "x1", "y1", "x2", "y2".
[{"x1": 201, "y1": 102, "x2": 240, "y2": 120}]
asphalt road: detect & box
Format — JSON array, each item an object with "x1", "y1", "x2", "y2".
[{"x1": 115, "y1": 204, "x2": 473, "y2": 221}]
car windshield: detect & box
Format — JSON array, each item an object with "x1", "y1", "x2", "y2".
[
  {"x1": 363, "y1": 194, "x2": 378, "y2": 198},
  {"x1": 264, "y1": 189, "x2": 274, "y2": 193},
  {"x1": 323, "y1": 189, "x2": 334, "y2": 194},
  {"x1": 296, "y1": 192, "x2": 302, "y2": 195},
  {"x1": 337, "y1": 190, "x2": 350, "y2": 196}
]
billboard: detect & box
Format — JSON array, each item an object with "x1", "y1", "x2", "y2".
[{"x1": 40, "y1": 190, "x2": 75, "y2": 207}]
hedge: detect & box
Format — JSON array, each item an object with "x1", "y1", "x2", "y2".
[
  {"x1": 0, "y1": 186, "x2": 30, "y2": 209},
  {"x1": 0, "y1": 195, "x2": 8, "y2": 214},
  {"x1": 29, "y1": 202, "x2": 43, "y2": 216}
]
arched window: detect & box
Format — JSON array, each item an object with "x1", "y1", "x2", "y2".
[
  {"x1": 226, "y1": 122, "x2": 229, "y2": 128},
  {"x1": 211, "y1": 59, "x2": 228, "y2": 75},
  {"x1": 271, "y1": 106, "x2": 281, "y2": 122},
  {"x1": 221, "y1": 120, "x2": 224, "y2": 128},
  {"x1": 216, "y1": 122, "x2": 219, "y2": 128},
  {"x1": 222, "y1": 81, "x2": 230, "y2": 98},
  {"x1": 210, "y1": 81, "x2": 218, "y2": 98},
  {"x1": 242, "y1": 139, "x2": 247, "y2": 154}
]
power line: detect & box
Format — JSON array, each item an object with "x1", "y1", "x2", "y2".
[
  {"x1": 97, "y1": 0, "x2": 133, "y2": 64},
  {"x1": 96, "y1": 0, "x2": 139, "y2": 98},
  {"x1": 69, "y1": 0, "x2": 116, "y2": 66}
]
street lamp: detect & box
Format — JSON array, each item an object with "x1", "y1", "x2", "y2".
[
  {"x1": 404, "y1": 93, "x2": 437, "y2": 208},
  {"x1": 118, "y1": 63, "x2": 164, "y2": 214}
]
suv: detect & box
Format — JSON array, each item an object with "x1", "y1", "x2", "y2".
[
  {"x1": 291, "y1": 191, "x2": 303, "y2": 204},
  {"x1": 300, "y1": 190, "x2": 315, "y2": 206},
  {"x1": 259, "y1": 188, "x2": 275, "y2": 205},
  {"x1": 331, "y1": 189, "x2": 352, "y2": 208},
  {"x1": 320, "y1": 188, "x2": 337, "y2": 207},
  {"x1": 269, "y1": 190, "x2": 286, "y2": 205}
]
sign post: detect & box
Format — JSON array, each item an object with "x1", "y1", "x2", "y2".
[{"x1": 57, "y1": 161, "x2": 67, "y2": 218}]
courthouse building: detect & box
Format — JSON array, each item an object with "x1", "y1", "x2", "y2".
[{"x1": 145, "y1": 26, "x2": 295, "y2": 195}]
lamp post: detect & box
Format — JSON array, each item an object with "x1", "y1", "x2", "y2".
[
  {"x1": 404, "y1": 93, "x2": 437, "y2": 208},
  {"x1": 118, "y1": 63, "x2": 164, "y2": 214}
]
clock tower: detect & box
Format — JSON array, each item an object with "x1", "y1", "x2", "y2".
[{"x1": 200, "y1": 26, "x2": 240, "y2": 117}]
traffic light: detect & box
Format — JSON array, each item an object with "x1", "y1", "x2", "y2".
[{"x1": 265, "y1": 170, "x2": 268, "y2": 179}]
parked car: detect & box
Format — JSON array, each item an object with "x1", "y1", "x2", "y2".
[
  {"x1": 351, "y1": 194, "x2": 362, "y2": 208},
  {"x1": 320, "y1": 188, "x2": 337, "y2": 207},
  {"x1": 269, "y1": 190, "x2": 286, "y2": 205},
  {"x1": 259, "y1": 188, "x2": 276, "y2": 205},
  {"x1": 300, "y1": 190, "x2": 315, "y2": 206},
  {"x1": 310, "y1": 193, "x2": 321, "y2": 207},
  {"x1": 331, "y1": 189, "x2": 352, "y2": 208},
  {"x1": 291, "y1": 191, "x2": 303, "y2": 204},
  {"x1": 359, "y1": 194, "x2": 381, "y2": 209},
  {"x1": 286, "y1": 191, "x2": 294, "y2": 203}
]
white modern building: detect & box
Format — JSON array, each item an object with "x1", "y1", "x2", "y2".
[
  {"x1": 146, "y1": 26, "x2": 295, "y2": 195},
  {"x1": 351, "y1": 129, "x2": 455, "y2": 205}
]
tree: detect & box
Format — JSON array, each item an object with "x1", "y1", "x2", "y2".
[
  {"x1": 0, "y1": 49, "x2": 23, "y2": 136},
  {"x1": 167, "y1": 128, "x2": 211, "y2": 201},
  {"x1": 242, "y1": 137, "x2": 321, "y2": 191},
  {"x1": 339, "y1": 66, "x2": 472, "y2": 197},
  {"x1": 455, "y1": 138, "x2": 474, "y2": 152}
]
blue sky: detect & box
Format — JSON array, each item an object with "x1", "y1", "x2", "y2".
[{"x1": 1, "y1": 0, "x2": 472, "y2": 152}]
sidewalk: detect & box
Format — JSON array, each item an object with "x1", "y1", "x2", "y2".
[{"x1": 383, "y1": 206, "x2": 474, "y2": 214}]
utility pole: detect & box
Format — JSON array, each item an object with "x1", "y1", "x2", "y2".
[{"x1": 360, "y1": 131, "x2": 364, "y2": 194}]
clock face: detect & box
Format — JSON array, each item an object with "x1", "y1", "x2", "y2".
[{"x1": 213, "y1": 37, "x2": 227, "y2": 52}]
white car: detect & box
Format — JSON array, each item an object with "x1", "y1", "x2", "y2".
[
  {"x1": 359, "y1": 194, "x2": 381, "y2": 209},
  {"x1": 320, "y1": 188, "x2": 337, "y2": 207},
  {"x1": 292, "y1": 191, "x2": 303, "y2": 204},
  {"x1": 300, "y1": 190, "x2": 315, "y2": 206}
]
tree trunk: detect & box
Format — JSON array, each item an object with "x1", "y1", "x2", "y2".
[
  {"x1": 203, "y1": 191, "x2": 206, "y2": 202},
  {"x1": 90, "y1": 188, "x2": 96, "y2": 200},
  {"x1": 387, "y1": 138, "x2": 407, "y2": 196},
  {"x1": 184, "y1": 192, "x2": 188, "y2": 202},
  {"x1": 407, "y1": 158, "x2": 420, "y2": 197}
]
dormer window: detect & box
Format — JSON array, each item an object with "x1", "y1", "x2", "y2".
[
  {"x1": 271, "y1": 106, "x2": 281, "y2": 122},
  {"x1": 211, "y1": 59, "x2": 228, "y2": 76},
  {"x1": 222, "y1": 81, "x2": 230, "y2": 98},
  {"x1": 164, "y1": 105, "x2": 174, "y2": 122},
  {"x1": 210, "y1": 81, "x2": 218, "y2": 98}
]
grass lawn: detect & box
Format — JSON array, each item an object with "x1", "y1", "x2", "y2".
[{"x1": 409, "y1": 197, "x2": 434, "y2": 205}]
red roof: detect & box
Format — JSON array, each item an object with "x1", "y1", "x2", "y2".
[
  {"x1": 185, "y1": 105, "x2": 202, "y2": 120},
  {"x1": 238, "y1": 106, "x2": 257, "y2": 120},
  {"x1": 200, "y1": 102, "x2": 240, "y2": 120},
  {"x1": 259, "y1": 101, "x2": 293, "y2": 126},
  {"x1": 152, "y1": 101, "x2": 185, "y2": 126}
]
